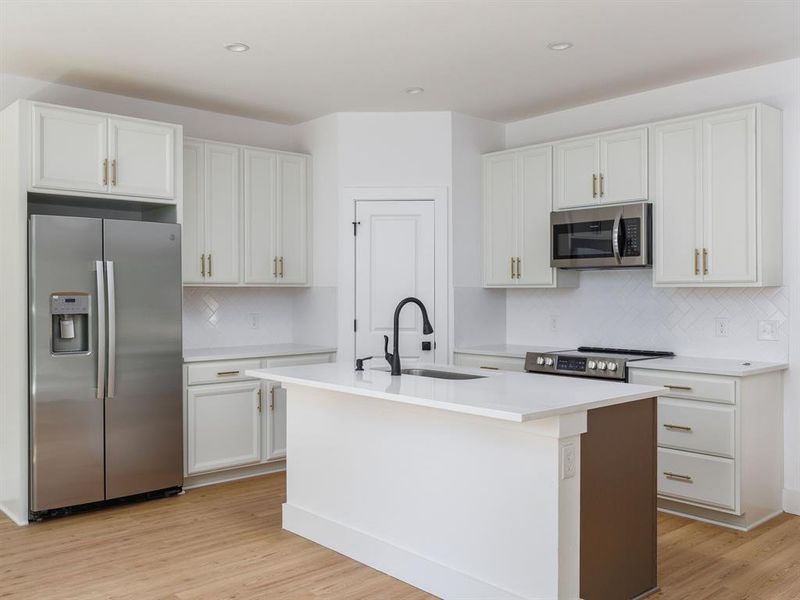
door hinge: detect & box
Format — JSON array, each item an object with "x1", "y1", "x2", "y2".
[{"x1": 352, "y1": 220, "x2": 361, "y2": 236}]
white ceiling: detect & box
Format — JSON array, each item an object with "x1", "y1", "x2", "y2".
[{"x1": 1, "y1": 0, "x2": 798, "y2": 125}]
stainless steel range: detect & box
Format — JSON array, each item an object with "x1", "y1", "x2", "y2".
[{"x1": 524, "y1": 346, "x2": 674, "y2": 381}]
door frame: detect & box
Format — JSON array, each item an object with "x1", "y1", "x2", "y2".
[{"x1": 341, "y1": 186, "x2": 451, "y2": 366}]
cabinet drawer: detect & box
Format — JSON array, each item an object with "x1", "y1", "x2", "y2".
[
  {"x1": 658, "y1": 448, "x2": 735, "y2": 510},
  {"x1": 265, "y1": 353, "x2": 335, "y2": 368},
  {"x1": 658, "y1": 398, "x2": 735, "y2": 458},
  {"x1": 452, "y1": 353, "x2": 525, "y2": 372},
  {"x1": 629, "y1": 369, "x2": 736, "y2": 404},
  {"x1": 186, "y1": 360, "x2": 262, "y2": 385}
]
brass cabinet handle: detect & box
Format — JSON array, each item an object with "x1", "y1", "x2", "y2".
[
  {"x1": 216, "y1": 370, "x2": 240, "y2": 377},
  {"x1": 111, "y1": 159, "x2": 117, "y2": 186},
  {"x1": 201, "y1": 254, "x2": 206, "y2": 278},
  {"x1": 663, "y1": 424, "x2": 693, "y2": 432},
  {"x1": 664, "y1": 384, "x2": 692, "y2": 391},
  {"x1": 702, "y1": 248, "x2": 708, "y2": 275},
  {"x1": 664, "y1": 472, "x2": 693, "y2": 483},
  {"x1": 516, "y1": 257, "x2": 521, "y2": 279},
  {"x1": 510, "y1": 256, "x2": 516, "y2": 279},
  {"x1": 269, "y1": 387, "x2": 275, "y2": 411},
  {"x1": 694, "y1": 249, "x2": 700, "y2": 275},
  {"x1": 103, "y1": 159, "x2": 108, "y2": 185},
  {"x1": 273, "y1": 257, "x2": 277, "y2": 278},
  {"x1": 592, "y1": 174, "x2": 598, "y2": 198},
  {"x1": 279, "y1": 256, "x2": 284, "y2": 277},
  {"x1": 208, "y1": 254, "x2": 212, "y2": 278},
  {"x1": 599, "y1": 173, "x2": 605, "y2": 197},
  {"x1": 257, "y1": 388, "x2": 262, "y2": 412}
]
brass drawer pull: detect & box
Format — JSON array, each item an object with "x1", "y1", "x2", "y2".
[
  {"x1": 201, "y1": 254, "x2": 206, "y2": 277},
  {"x1": 279, "y1": 256, "x2": 284, "y2": 277},
  {"x1": 216, "y1": 370, "x2": 240, "y2": 377},
  {"x1": 273, "y1": 257, "x2": 278, "y2": 278},
  {"x1": 703, "y1": 248, "x2": 708, "y2": 275},
  {"x1": 103, "y1": 159, "x2": 109, "y2": 185},
  {"x1": 664, "y1": 384, "x2": 692, "y2": 391},
  {"x1": 510, "y1": 256, "x2": 516, "y2": 279},
  {"x1": 479, "y1": 366, "x2": 499, "y2": 371},
  {"x1": 599, "y1": 173, "x2": 605, "y2": 197},
  {"x1": 592, "y1": 174, "x2": 598, "y2": 198},
  {"x1": 111, "y1": 159, "x2": 117, "y2": 186},
  {"x1": 694, "y1": 249, "x2": 700, "y2": 276},
  {"x1": 208, "y1": 254, "x2": 212, "y2": 278},
  {"x1": 516, "y1": 257, "x2": 521, "y2": 279},
  {"x1": 664, "y1": 472, "x2": 693, "y2": 483},
  {"x1": 663, "y1": 424, "x2": 692, "y2": 432}
]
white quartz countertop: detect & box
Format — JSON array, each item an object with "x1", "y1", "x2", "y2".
[
  {"x1": 628, "y1": 355, "x2": 788, "y2": 377},
  {"x1": 246, "y1": 361, "x2": 666, "y2": 423},
  {"x1": 183, "y1": 343, "x2": 337, "y2": 363},
  {"x1": 453, "y1": 344, "x2": 571, "y2": 358}
]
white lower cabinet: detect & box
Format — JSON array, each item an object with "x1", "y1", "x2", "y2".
[
  {"x1": 630, "y1": 367, "x2": 784, "y2": 530},
  {"x1": 452, "y1": 352, "x2": 525, "y2": 372}
]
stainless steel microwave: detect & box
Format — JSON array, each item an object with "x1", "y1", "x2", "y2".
[{"x1": 551, "y1": 203, "x2": 652, "y2": 269}]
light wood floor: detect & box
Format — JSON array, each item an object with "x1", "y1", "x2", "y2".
[{"x1": 1, "y1": 473, "x2": 799, "y2": 599}]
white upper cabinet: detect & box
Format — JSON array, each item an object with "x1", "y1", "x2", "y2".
[
  {"x1": 107, "y1": 117, "x2": 175, "y2": 199},
  {"x1": 654, "y1": 105, "x2": 782, "y2": 287},
  {"x1": 277, "y1": 154, "x2": 309, "y2": 285},
  {"x1": 483, "y1": 146, "x2": 576, "y2": 288},
  {"x1": 554, "y1": 127, "x2": 648, "y2": 210},
  {"x1": 184, "y1": 138, "x2": 310, "y2": 287},
  {"x1": 204, "y1": 143, "x2": 241, "y2": 285},
  {"x1": 32, "y1": 105, "x2": 108, "y2": 193},
  {"x1": 30, "y1": 102, "x2": 179, "y2": 201}
]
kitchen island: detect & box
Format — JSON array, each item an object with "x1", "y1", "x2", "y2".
[{"x1": 246, "y1": 362, "x2": 666, "y2": 600}]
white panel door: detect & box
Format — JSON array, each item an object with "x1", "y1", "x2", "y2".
[
  {"x1": 186, "y1": 381, "x2": 261, "y2": 475},
  {"x1": 276, "y1": 154, "x2": 309, "y2": 285},
  {"x1": 653, "y1": 119, "x2": 704, "y2": 284},
  {"x1": 517, "y1": 147, "x2": 555, "y2": 286},
  {"x1": 482, "y1": 154, "x2": 517, "y2": 285},
  {"x1": 600, "y1": 127, "x2": 648, "y2": 204},
  {"x1": 355, "y1": 200, "x2": 435, "y2": 364},
  {"x1": 182, "y1": 141, "x2": 205, "y2": 284},
  {"x1": 31, "y1": 104, "x2": 108, "y2": 193},
  {"x1": 108, "y1": 117, "x2": 175, "y2": 199},
  {"x1": 204, "y1": 143, "x2": 240, "y2": 284},
  {"x1": 554, "y1": 136, "x2": 600, "y2": 209},
  {"x1": 703, "y1": 108, "x2": 757, "y2": 284},
  {"x1": 243, "y1": 149, "x2": 277, "y2": 284}
]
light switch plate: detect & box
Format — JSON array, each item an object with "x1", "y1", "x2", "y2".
[{"x1": 758, "y1": 320, "x2": 778, "y2": 341}]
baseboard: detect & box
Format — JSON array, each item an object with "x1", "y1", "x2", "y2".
[
  {"x1": 657, "y1": 507, "x2": 783, "y2": 532},
  {"x1": 0, "y1": 501, "x2": 28, "y2": 526},
  {"x1": 183, "y1": 460, "x2": 286, "y2": 490},
  {"x1": 282, "y1": 503, "x2": 528, "y2": 600},
  {"x1": 784, "y1": 487, "x2": 800, "y2": 516}
]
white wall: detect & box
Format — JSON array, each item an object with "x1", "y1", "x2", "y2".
[{"x1": 504, "y1": 58, "x2": 800, "y2": 510}]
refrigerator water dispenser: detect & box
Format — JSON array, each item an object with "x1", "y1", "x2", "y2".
[{"x1": 50, "y1": 293, "x2": 90, "y2": 354}]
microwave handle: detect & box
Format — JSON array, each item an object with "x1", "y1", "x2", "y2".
[{"x1": 612, "y1": 210, "x2": 623, "y2": 264}]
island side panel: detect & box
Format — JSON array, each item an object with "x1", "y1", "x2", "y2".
[
  {"x1": 580, "y1": 398, "x2": 657, "y2": 600},
  {"x1": 282, "y1": 383, "x2": 584, "y2": 600}
]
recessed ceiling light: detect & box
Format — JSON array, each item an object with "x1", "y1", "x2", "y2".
[
  {"x1": 405, "y1": 87, "x2": 425, "y2": 95},
  {"x1": 547, "y1": 42, "x2": 573, "y2": 51},
  {"x1": 224, "y1": 42, "x2": 250, "y2": 53}
]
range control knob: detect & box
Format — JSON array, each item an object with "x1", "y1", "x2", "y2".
[
  {"x1": 536, "y1": 356, "x2": 545, "y2": 366},
  {"x1": 544, "y1": 357, "x2": 554, "y2": 366},
  {"x1": 597, "y1": 361, "x2": 607, "y2": 371},
  {"x1": 587, "y1": 360, "x2": 597, "y2": 370},
  {"x1": 607, "y1": 362, "x2": 618, "y2": 372}
]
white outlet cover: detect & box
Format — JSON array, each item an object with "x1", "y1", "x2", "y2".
[
  {"x1": 561, "y1": 444, "x2": 576, "y2": 480},
  {"x1": 758, "y1": 320, "x2": 779, "y2": 341},
  {"x1": 714, "y1": 317, "x2": 730, "y2": 338}
]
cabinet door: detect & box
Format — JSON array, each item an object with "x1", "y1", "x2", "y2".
[
  {"x1": 186, "y1": 381, "x2": 261, "y2": 475},
  {"x1": 599, "y1": 127, "x2": 648, "y2": 204},
  {"x1": 276, "y1": 154, "x2": 309, "y2": 285},
  {"x1": 31, "y1": 104, "x2": 108, "y2": 193},
  {"x1": 703, "y1": 108, "x2": 757, "y2": 284},
  {"x1": 182, "y1": 141, "x2": 206, "y2": 284},
  {"x1": 266, "y1": 384, "x2": 287, "y2": 460},
  {"x1": 517, "y1": 147, "x2": 555, "y2": 286},
  {"x1": 204, "y1": 143, "x2": 241, "y2": 284},
  {"x1": 653, "y1": 119, "x2": 704, "y2": 285},
  {"x1": 482, "y1": 154, "x2": 517, "y2": 285},
  {"x1": 243, "y1": 149, "x2": 278, "y2": 284},
  {"x1": 108, "y1": 117, "x2": 175, "y2": 199},
  {"x1": 554, "y1": 136, "x2": 600, "y2": 209}
]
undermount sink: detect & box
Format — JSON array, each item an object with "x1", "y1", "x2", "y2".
[{"x1": 400, "y1": 368, "x2": 486, "y2": 380}]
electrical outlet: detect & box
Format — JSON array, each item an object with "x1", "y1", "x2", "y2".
[
  {"x1": 248, "y1": 313, "x2": 260, "y2": 330},
  {"x1": 758, "y1": 320, "x2": 779, "y2": 341},
  {"x1": 550, "y1": 315, "x2": 559, "y2": 332},
  {"x1": 715, "y1": 317, "x2": 730, "y2": 338},
  {"x1": 561, "y1": 444, "x2": 576, "y2": 480}
]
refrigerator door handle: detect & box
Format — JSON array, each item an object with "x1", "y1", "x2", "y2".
[
  {"x1": 106, "y1": 260, "x2": 117, "y2": 398},
  {"x1": 95, "y1": 261, "x2": 106, "y2": 400}
]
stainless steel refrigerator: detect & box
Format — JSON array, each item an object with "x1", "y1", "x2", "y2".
[{"x1": 29, "y1": 215, "x2": 183, "y2": 515}]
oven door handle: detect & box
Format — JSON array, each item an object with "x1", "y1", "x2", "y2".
[{"x1": 612, "y1": 209, "x2": 623, "y2": 265}]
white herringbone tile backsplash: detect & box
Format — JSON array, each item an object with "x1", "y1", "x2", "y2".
[{"x1": 507, "y1": 270, "x2": 789, "y2": 362}]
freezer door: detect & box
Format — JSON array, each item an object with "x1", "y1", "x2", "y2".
[
  {"x1": 103, "y1": 219, "x2": 183, "y2": 499},
  {"x1": 29, "y1": 215, "x2": 106, "y2": 512}
]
